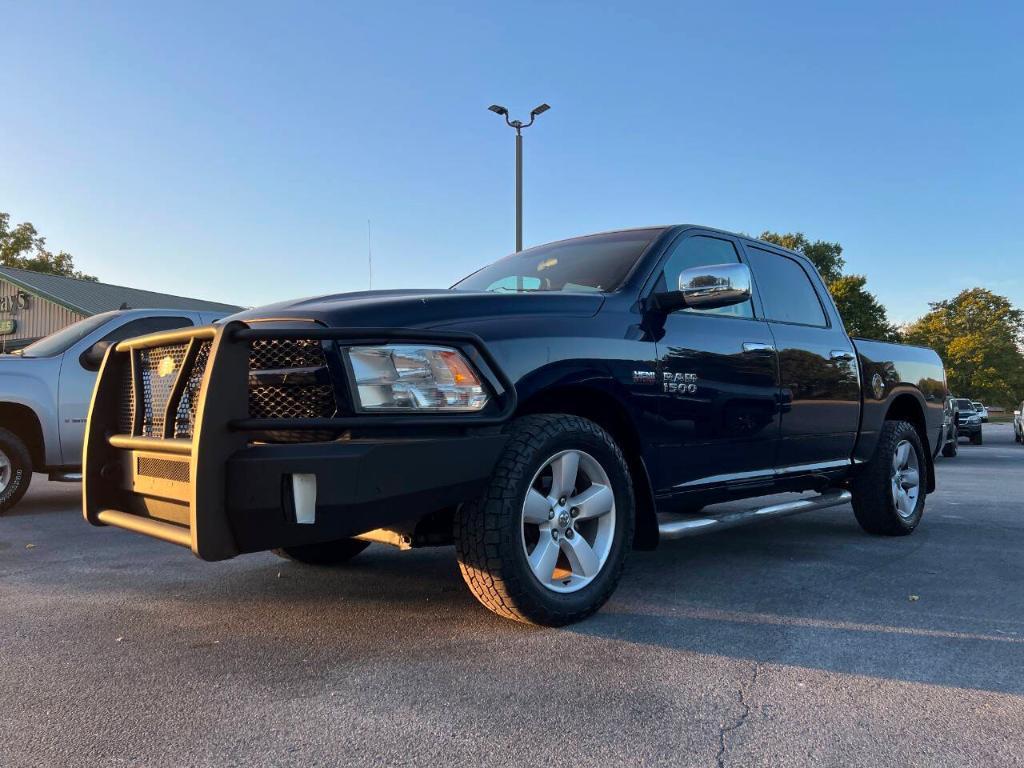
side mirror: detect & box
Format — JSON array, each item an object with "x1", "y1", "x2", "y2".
[
  {"x1": 650, "y1": 262, "x2": 753, "y2": 313},
  {"x1": 1015, "y1": 410, "x2": 1021, "y2": 417},
  {"x1": 79, "y1": 340, "x2": 113, "y2": 372}
]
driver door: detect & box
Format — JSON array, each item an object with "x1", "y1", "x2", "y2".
[{"x1": 649, "y1": 231, "x2": 781, "y2": 494}]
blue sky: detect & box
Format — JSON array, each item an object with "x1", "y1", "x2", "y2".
[{"x1": 2, "y1": 1, "x2": 1021, "y2": 323}]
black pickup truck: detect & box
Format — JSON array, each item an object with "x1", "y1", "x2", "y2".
[{"x1": 83, "y1": 226, "x2": 946, "y2": 625}]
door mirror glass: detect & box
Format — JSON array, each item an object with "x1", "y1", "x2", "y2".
[
  {"x1": 677, "y1": 262, "x2": 752, "y2": 310},
  {"x1": 79, "y1": 340, "x2": 112, "y2": 371}
]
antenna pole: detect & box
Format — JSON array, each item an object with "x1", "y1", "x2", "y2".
[{"x1": 367, "y1": 219, "x2": 373, "y2": 290}]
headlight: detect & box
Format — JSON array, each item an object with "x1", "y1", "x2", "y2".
[
  {"x1": 969, "y1": 414, "x2": 981, "y2": 423},
  {"x1": 345, "y1": 345, "x2": 489, "y2": 412}
]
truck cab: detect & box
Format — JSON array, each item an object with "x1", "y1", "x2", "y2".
[{"x1": 0, "y1": 308, "x2": 227, "y2": 512}]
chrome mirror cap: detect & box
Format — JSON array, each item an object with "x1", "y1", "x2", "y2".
[{"x1": 678, "y1": 262, "x2": 752, "y2": 310}]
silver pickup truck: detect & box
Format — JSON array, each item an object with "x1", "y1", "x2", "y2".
[{"x1": 0, "y1": 308, "x2": 226, "y2": 513}]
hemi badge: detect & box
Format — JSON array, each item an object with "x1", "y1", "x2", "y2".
[{"x1": 633, "y1": 370, "x2": 656, "y2": 385}]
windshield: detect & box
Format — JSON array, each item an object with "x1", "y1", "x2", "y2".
[
  {"x1": 20, "y1": 312, "x2": 118, "y2": 358},
  {"x1": 955, "y1": 399, "x2": 975, "y2": 411},
  {"x1": 452, "y1": 229, "x2": 662, "y2": 294}
]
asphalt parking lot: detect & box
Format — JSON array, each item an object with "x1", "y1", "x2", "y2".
[{"x1": 2, "y1": 425, "x2": 1022, "y2": 768}]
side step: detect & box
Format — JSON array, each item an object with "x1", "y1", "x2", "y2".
[{"x1": 657, "y1": 489, "x2": 853, "y2": 540}]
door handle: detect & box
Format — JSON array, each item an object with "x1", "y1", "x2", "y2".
[
  {"x1": 830, "y1": 350, "x2": 855, "y2": 361},
  {"x1": 742, "y1": 342, "x2": 775, "y2": 353}
]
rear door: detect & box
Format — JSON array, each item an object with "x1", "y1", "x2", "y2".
[
  {"x1": 741, "y1": 245, "x2": 860, "y2": 470},
  {"x1": 649, "y1": 230, "x2": 781, "y2": 493},
  {"x1": 58, "y1": 314, "x2": 196, "y2": 465}
]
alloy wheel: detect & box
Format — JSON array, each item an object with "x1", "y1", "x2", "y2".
[
  {"x1": 891, "y1": 439, "x2": 921, "y2": 519},
  {"x1": 520, "y1": 449, "x2": 616, "y2": 593}
]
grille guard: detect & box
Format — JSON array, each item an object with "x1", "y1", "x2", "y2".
[{"x1": 83, "y1": 320, "x2": 517, "y2": 560}]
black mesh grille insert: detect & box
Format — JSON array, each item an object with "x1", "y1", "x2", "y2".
[
  {"x1": 118, "y1": 364, "x2": 135, "y2": 434},
  {"x1": 247, "y1": 340, "x2": 336, "y2": 420},
  {"x1": 248, "y1": 339, "x2": 338, "y2": 442},
  {"x1": 137, "y1": 456, "x2": 190, "y2": 483},
  {"x1": 174, "y1": 341, "x2": 211, "y2": 438},
  {"x1": 138, "y1": 343, "x2": 189, "y2": 437}
]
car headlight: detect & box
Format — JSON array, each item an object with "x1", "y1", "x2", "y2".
[
  {"x1": 969, "y1": 415, "x2": 981, "y2": 423},
  {"x1": 345, "y1": 345, "x2": 489, "y2": 412}
]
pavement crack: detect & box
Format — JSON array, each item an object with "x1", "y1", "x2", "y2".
[{"x1": 716, "y1": 662, "x2": 759, "y2": 768}]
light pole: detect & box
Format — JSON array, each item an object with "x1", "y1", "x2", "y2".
[{"x1": 488, "y1": 103, "x2": 550, "y2": 252}]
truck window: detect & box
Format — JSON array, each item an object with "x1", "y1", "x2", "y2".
[
  {"x1": 745, "y1": 247, "x2": 827, "y2": 327},
  {"x1": 656, "y1": 235, "x2": 753, "y2": 318},
  {"x1": 452, "y1": 229, "x2": 660, "y2": 294},
  {"x1": 100, "y1": 316, "x2": 193, "y2": 345}
]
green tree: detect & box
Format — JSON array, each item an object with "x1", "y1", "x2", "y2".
[
  {"x1": 903, "y1": 288, "x2": 1024, "y2": 405},
  {"x1": 758, "y1": 231, "x2": 897, "y2": 340},
  {"x1": 0, "y1": 212, "x2": 96, "y2": 281}
]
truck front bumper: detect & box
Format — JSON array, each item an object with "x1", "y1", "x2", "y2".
[{"x1": 83, "y1": 321, "x2": 514, "y2": 560}]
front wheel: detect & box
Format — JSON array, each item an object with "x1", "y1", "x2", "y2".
[
  {"x1": 0, "y1": 428, "x2": 33, "y2": 514},
  {"x1": 455, "y1": 414, "x2": 634, "y2": 626},
  {"x1": 851, "y1": 420, "x2": 927, "y2": 536},
  {"x1": 971, "y1": 431, "x2": 983, "y2": 445}
]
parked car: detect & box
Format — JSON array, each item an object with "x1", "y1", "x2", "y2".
[
  {"x1": 939, "y1": 395, "x2": 959, "y2": 457},
  {"x1": 0, "y1": 309, "x2": 228, "y2": 513},
  {"x1": 82, "y1": 225, "x2": 946, "y2": 625},
  {"x1": 972, "y1": 401, "x2": 989, "y2": 422},
  {"x1": 1014, "y1": 402, "x2": 1023, "y2": 444},
  {"x1": 955, "y1": 398, "x2": 983, "y2": 444}
]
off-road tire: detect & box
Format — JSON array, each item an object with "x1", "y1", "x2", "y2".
[
  {"x1": 454, "y1": 414, "x2": 635, "y2": 626},
  {"x1": 273, "y1": 538, "x2": 370, "y2": 565},
  {"x1": 851, "y1": 419, "x2": 927, "y2": 536},
  {"x1": 971, "y1": 432, "x2": 983, "y2": 445},
  {"x1": 0, "y1": 428, "x2": 32, "y2": 514}
]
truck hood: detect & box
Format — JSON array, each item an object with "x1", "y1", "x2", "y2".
[{"x1": 227, "y1": 289, "x2": 605, "y2": 329}]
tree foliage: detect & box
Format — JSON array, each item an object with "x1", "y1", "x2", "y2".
[
  {"x1": 902, "y1": 288, "x2": 1024, "y2": 405},
  {"x1": 0, "y1": 212, "x2": 96, "y2": 281},
  {"x1": 758, "y1": 231, "x2": 898, "y2": 340}
]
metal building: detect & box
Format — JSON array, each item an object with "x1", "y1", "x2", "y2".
[{"x1": 0, "y1": 267, "x2": 242, "y2": 351}]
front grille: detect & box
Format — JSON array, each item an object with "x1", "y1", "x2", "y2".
[
  {"x1": 248, "y1": 338, "x2": 338, "y2": 442},
  {"x1": 116, "y1": 336, "x2": 337, "y2": 444},
  {"x1": 247, "y1": 339, "x2": 337, "y2": 421}
]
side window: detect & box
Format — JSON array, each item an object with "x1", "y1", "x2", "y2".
[
  {"x1": 657, "y1": 235, "x2": 754, "y2": 318},
  {"x1": 100, "y1": 316, "x2": 193, "y2": 345},
  {"x1": 745, "y1": 248, "x2": 827, "y2": 327}
]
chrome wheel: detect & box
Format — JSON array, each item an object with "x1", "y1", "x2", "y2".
[
  {"x1": 891, "y1": 439, "x2": 920, "y2": 519},
  {"x1": 521, "y1": 449, "x2": 616, "y2": 594},
  {"x1": 0, "y1": 448, "x2": 10, "y2": 493}
]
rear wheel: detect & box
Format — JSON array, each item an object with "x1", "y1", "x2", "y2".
[
  {"x1": 273, "y1": 538, "x2": 370, "y2": 565},
  {"x1": 455, "y1": 414, "x2": 634, "y2": 626},
  {"x1": 0, "y1": 429, "x2": 32, "y2": 514},
  {"x1": 851, "y1": 420, "x2": 927, "y2": 536}
]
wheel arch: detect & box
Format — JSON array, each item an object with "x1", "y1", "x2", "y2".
[
  {"x1": 0, "y1": 402, "x2": 45, "y2": 469},
  {"x1": 516, "y1": 384, "x2": 659, "y2": 550}
]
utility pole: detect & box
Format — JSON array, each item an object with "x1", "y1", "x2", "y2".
[{"x1": 488, "y1": 103, "x2": 550, "y2": 252}]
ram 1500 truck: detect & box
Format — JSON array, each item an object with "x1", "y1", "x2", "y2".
[
  {"x1": 0, "y1": 308, "x2": 228, "y2": 513},
  {"x1": 83, "y1": 226, "x2": 946, "y2": 625}
]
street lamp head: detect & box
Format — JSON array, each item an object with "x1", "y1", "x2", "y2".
[
  {"x1": 530, "y1": 103, "x2": 551, "y2": 117},
  {"x1": 488, "y1": 104, "x2": 509, "y2": 116}
]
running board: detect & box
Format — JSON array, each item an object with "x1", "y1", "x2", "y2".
[{"x1": 657, "y1": 489, "x2": 853, "y2": 540}]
